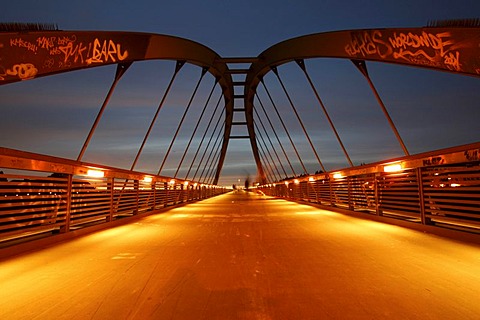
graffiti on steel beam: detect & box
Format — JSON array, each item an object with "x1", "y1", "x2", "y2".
[
  {"x1": 344, "y1": 29, "x2": 480, "y2": 74},
  {"x1": 0, "y1": 32, "x2": 143, "y2": 82}
]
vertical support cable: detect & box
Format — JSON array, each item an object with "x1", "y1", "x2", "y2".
[
  {"x1": 352, "y1": 59, "x2": 409, "y2": 156},
  {"x1": 256, "y1": 135, "x2": 278, "y2": 182},
  {"x1": 77, "y1": 62, "x2": 132, "y2": 161},
  {"x1": 198, "y1": 124, "x2": 224, "y2": 182},
  {"x1": 261, "y1": 79, "x2": 307, "y2": 175},
  {"x1": 256, "y1": 92, "x2": 295, "y2": 177},
  {"x1": 174, "y1": 77, "x2": 219, "y2": 178},
  {"x1": 257, "y1": 148, "x2": 275, "y2": 183},
  {"x1": 296, "y1": 59, "x2": 354, "y2": 167},
  {"x1": 254, "y1": 121, "x2": 282, "y2": 180},
  {"x1": 158, "y1": 67, "x2": 209, "y2": 175},
  {"x1": 204, "y1": 147, "x2": 222, "y2": 185},
  {"x1": 184, "y1": 93, "x2": 223, "y2": 180},
  {"x1": 192, "y1": 107, "x2": 225, "y2": 181},
  {"x1": 254, "y1": 105, "x2": 288, "y2": 178},
  {"x1": 271, "y1": 66, "x2": 326, "y2": 173},
  {"x1": 130, "y1": 61, "x2": 185, "y2": 170}
]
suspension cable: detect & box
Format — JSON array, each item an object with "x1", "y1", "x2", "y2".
[
  {"x1": 257, "y1": 147, "x2": 275, "y2": 183},
  {"x1": 130, "y1": 61, "x2": 185, "y2": 170},
  {"x1": 192, "y1": 107, "x2": 225, "y2": 180},
  {"x1": 254, "y1": 121, "x2": 282, "y2": 180},
  {"x1": 271, "y1": 66, "x2": 326, "y2": 173},
  {"x1": 253, "y1": 105, "x2": 288, "y2": 178},
  {"x1": 352, "y1": 59, "x2": 409, "y2": 156},
  {"x1": 296, "y1": 59, "x2": 353, "y2": 167},
  {"x1": 185, "y1": 93, "x2": 223, "y2": 180},
  {"x1": 174, "y1": 77, "x2": 219, "y2": 178},
  {"x1": 77, "y1": 62, "x2": 132, "y2": 161},
  {"x1": 256, "y1": 131, "x2": 278, "y2": 182},
  {"x1": 158, "y1": 67, "x2": 208, "y2": 175},
  {"x1": 199, "y1": 125, "x2": 224, "y2": 183},
  {"x1": 205, "y1": 146, "x2": 223, "y2": 185},
  {"x1": 256, "y1": 92, "x2": 296, "y2": 177},
  {"x1": 261, "y1": 79, "x2": 308, "y2": 174}
]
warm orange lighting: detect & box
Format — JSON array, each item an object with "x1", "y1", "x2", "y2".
[
  {"x1": 184, "y1": 181, "x2": 189, "y2": 186},
  {"x1": 143, "y1": 176, "x2": 153, "y2": 183},
  {"x1": 193, "y1": 183, "x2": 198, "y2": 187},
  {"x1": 294, "y1": 179, "x2": 299, "y2": 184},
  {"x1": 284, "y1": 181, "x2": 289, "y2": 186},
  {"x1": 384, "y1": 164, "x2": 402, "y2": 173},
  {"x1": 333, "y1": 173, "x2": 343, "y2": 179},
  {"x1": 308, "y1": 177, "x2": 314, "y2": 182},
  {"x1": 169, "y1": 179, "x2": 175, "y2": 185},
  {"x1": 86, "y1": 169, "x2": 104, "y2": 178}
]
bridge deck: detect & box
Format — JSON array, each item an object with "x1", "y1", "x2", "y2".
[{"x1": 1, "y1": 191, "x2": 479, "y2": 319}]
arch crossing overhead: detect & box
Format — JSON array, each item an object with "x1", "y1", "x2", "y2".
[
  {"x1": 244, "y1": 27, "x2": 480, "y2": 182},
  {"x1": 1, "y1": 27, "x2": 480, "y2": 185},
  {"x1": 0, "y1": 31, "x2": 234, "y2": 185}
]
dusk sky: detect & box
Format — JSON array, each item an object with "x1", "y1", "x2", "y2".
[{"x1": 1, "y1": 1, "x2": 480, "y2": 186}]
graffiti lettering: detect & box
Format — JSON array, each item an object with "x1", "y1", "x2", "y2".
[
  {"x1": 345, "y1": 30, "x2": 463, "y2": 71},
  {"x1": 10, "y1": 38, "x2": 37, "y2": 53},
  {"x1": 345, "y1": 30, "x2": 392, "y2": 58},
  {"x1": 423, "y1": 156, "x2": 445, "y2": 167},
  {"x1": 36, "y1": 37, "x2": 56, "y2": 50},
  {"x1": 56, "y1": 35, "x2": 77, "y2": 45},
  {"x1": 465, "y1": 149, "x2": 480, "y2": 161},
  {"x1": 389, "y1": 32, "x2": 453, "y2": 57},
  {"x1": 59, "y1": 41, "x2": 89, "y2": 64},
  {"x1": 0, "y1": 63, "x2": 38, "y2": 80},
  {"x1": 86, "y1": 38, "x2": 128, "y2": 64},
  {"x1": 443, "y1": 51, "x2": 461, "y2": 71}
]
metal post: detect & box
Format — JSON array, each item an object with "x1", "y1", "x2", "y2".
[
  {"x1": 108, "y1": 178, "x2": 114, "y2": 222},
  {"x1": 61, "y1": 174, "x2": 73, "y2": 233}
]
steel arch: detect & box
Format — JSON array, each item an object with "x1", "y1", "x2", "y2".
[
  {"x1": 244, "y1": 27, "x2": 480, "y2": 182},
  {"x1": 0, "y1": 31, "x2": 233, "y2": 184}
]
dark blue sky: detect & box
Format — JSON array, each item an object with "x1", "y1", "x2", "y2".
[{"x1": 1, "y1": 1, "x2": 480, "y2": 186}]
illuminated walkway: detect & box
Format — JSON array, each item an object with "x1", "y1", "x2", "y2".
[{"x1": 1, "y1": 191, "x2": 479, "y2": 319}]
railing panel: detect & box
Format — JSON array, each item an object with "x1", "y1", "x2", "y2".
[{"x1": 258, "y1": 144, "x2": 480, "y2": 235}]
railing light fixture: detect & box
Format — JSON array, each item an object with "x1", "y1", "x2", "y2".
[
  {"x1": 384, "y1": 163, "x2": 402, "y2": 173},
  {"x1": 86, "y1": 169, "x2": 104, "y2": 178}
]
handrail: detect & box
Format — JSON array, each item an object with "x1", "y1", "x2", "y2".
[
  {"x1": 257, "y1": 142, "x2": 480, "y2": 234},
  {"x1": 0, "y1": 147, "x2": 227, "y2": 246}
]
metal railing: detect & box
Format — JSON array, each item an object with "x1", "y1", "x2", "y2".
[
  {"x1": 0, "y1": 148, "x2": 226, "y2": 246},
  {"x1": 257, "y1": 142, "x2": 480, "y2": 234}
]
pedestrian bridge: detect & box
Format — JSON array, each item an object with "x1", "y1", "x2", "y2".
[
  {"x1": 1, "y1": 190, "x2": 480, "y2": 319},
  {"x1": 0, "y1": 22, "x2": 480, "y2": 318}
]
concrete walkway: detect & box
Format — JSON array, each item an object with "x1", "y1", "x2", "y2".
[{"x1": 1, "y1": 190, "x2": 479, "y2": 319}]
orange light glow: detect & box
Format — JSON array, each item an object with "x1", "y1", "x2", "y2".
[
  {"x1": 86, "y1": 169, "x2": 104, "y2": 178},
  {"x1": 333, "y1": 173, "x2": 343, "y2": 179},
  {"x1": 384, "y1": 163, "x2": 402, "y2": 173}
]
